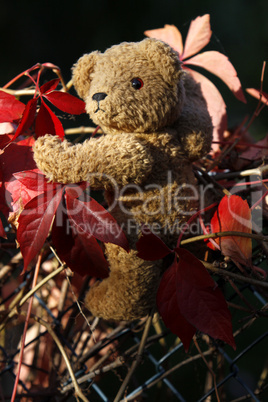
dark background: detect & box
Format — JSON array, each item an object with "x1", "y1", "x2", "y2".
[{"x1": 1, "y1": 0, "x2": 267, "y2": 137}]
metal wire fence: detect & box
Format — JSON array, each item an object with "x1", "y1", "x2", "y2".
[
  {"x1": 1, "y1": 158, "x2": 268, "y2": 401},
  {"x1": 0, "y1": 242, "x2": 267, "y2": 401}
]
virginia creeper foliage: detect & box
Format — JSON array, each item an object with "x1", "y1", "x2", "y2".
[
  {"x1": 0, "y1": 15, "x2": 266, "y2": 353},
  {"x1": 145, "y1": 14, "x2": 246, "y2": 147}
]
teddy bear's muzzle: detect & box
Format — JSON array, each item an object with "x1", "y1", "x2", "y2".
[{"x1": 92, "y1": 92, "x2": 107, "y2": 113}]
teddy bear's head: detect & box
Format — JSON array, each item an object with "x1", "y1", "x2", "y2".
[{"x1": 72, "y1": 38, "x2": 185, "y2": 134}]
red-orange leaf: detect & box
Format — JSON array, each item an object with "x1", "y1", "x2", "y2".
[
  {"x1": 185, "y1": 51, "x2": 246, "y2": 103},
  {"x1": 176, "y1": 248, "x2": 235, "y2": 349},
  {"x1": 186, "y1": 68, "x2": 227, "y2": 148},
  {"x1": 209, "y1": 195, "x2": 252, "y2": 265},
  {"x1": 144, "y1": 24, "x2": 184, "y2": 56},
  {"x1": 182, "y1": 14, "x2": 212, "y2": 60}
]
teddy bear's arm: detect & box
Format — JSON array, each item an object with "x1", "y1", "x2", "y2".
[{"x1": 33, "y1": 134, "x2": 153, "y2": 188}]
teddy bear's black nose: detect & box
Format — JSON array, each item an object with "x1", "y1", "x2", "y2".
[{"x1": 92, "y1": 92, "x2": 107, "y2": 102}]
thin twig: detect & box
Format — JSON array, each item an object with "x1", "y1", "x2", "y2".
[
  {"x1": 19, "y1": 265, "x2": 66, "y2": 308},
  {"x1": 0, "y1": 251, "x2": 23, "y2": 281},
  {"x1": 32, "y1": 315, "x2": 89, "y2": 402},
  {"x1": 125, "y1": 348, "x2": 214, "y2": 401},
  {"x1": 0, "y1": 87, "x2": 36, "y2": 96},
  {"x1": 62, "y1": 330, "x2": 169, "y2": 394},
  {"x1": 207, "y1": 137, "x2": 241, "y2": 172},
  {"x1": 11, "y1": 253, "x2": 42, "y2": 402},
  {"x1": 65, "y1": 126, "x2": 102, "y2": 136},
  {"x1": 193, "y1": 337, "x2": 220, "y2": 402},
  {"x1": 61, "y1": 356, "x2": 125, "y2": 393},
  {"x1": 202, "y1": 261, "x2": 268, "y2": 289},
  {"x1": 180, "y1": 230, "x2": 268, "y2": 246},
  {"x1": 245, "y1": 61, "x2": 267, "y2": 130},
  {"x1": 114, "y1": 308, "x2": 155, "y2": 402}
]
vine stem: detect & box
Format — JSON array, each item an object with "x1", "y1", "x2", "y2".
[
  {"x1": 10, "y1": 252, "x2": 42, "y2": 402},
  {"x1": 193, "y1": 337, "x2": 220, "y2": 402},
  {"x1": 180, "y1": 230, "x2": 268, "y2": 245},
  {"x1": 202, "y1": 261, "x2": 268, "y2": 289},
  {"x1": 19, "y1": 264, "x2": 66, "y2": 307},
  {"x1": 0, "y1": 264, "x2": 66, "y2": 333},
  {"x1": 114, "y1": 309, "x2": 155, "y2": 402},
  {"x1": 32, "y1": 315, "x2": 89, "y2": 402}
]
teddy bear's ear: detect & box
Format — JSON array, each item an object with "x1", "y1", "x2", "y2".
[
  {"x1": 141, "y1": 38, "x2": 183, "y2": 84},
  {"x1": 72, "y1": 51, "x2": 100, "y2": 99}
]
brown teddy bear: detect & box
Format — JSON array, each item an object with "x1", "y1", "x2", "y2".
[{"x1": 33, "y1": 38, "x2": 212, "y2": 321}]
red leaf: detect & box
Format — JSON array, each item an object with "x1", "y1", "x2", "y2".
[
  {"x1": 17, "y1": 187, "x2": 65, "y2": 271},
  {"x1": 12, "y1": 98, "x2": 38, "y2": 141},
  {"x1": 40, "y1": 78, "x2": 60, "y2": 95},
  {"x1": 186, "y1": 68, "x2": 228, "y2": 149},
  {"x1": 136, "y1": 225, "x2": 172, "y2": 260},
  {"x1": 175, "y1": 248, "x2": 235, "y2": 349},
  {"x1": 0, "y1": 137, "x2": 36, "y2": 183},
  {"x1": 64, "y1": 182, "x2": 90, "y2": 199},
  {"x1": 43, "y1": 91, "x2": 86, "y2": 114},
  {"x1": 0, "y1": 137, "x2": 36, "y2": 216},
  {"x1": 246, "y1": 88, "x2": 268, "y2": 105},
  {"x1": 13, "y1": 169, "x2": 59, "y2": 194},
  {"x1": 7, "y1": 176, "x2": 43, "y2": 214},
  {"x1": 0, "y1": 134, "x2": 14, "y2": 149},
  {"x1": 185, "y1": 51, "x2": 246, "y2": 103},
  {"x1": 0, "y1": 218, "x2": 7, "y2": 239},
  {"x1": 65, "y1": 190, "x2": 129, "y2": 251},
  {"x1": 144, "y1": 25, "x2": 184, "y2": 56},
  {"x1": 35, "y1": 101, "x2": 65, "y2": 139},
  {"x1": 0, "y1": 90, "x2": 25, "y2": 123},
  {"x1": 52, "y1": 206, "x2": 109, "y2": 278},
  {"x1": 157, "y1": 259, "x2": 196, "y2": 352},
  {"x1": 9, "y1": 170, "x2": 62, "y2": 215},
  {"x1": 209, "y1": 195, "x2": 252, "y2": 265},
  {"x1": 182, "y1": 14, "x2": 212, "y2": 60},
  {"x1": 240, "y1": 136, "x2": 268, "y2": 161},
  {"x1": 14, "y1": 136, "x2": 35, "y2": 148}
]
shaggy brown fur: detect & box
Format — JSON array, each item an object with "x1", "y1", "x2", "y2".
[{"x1": 33, "y1": 38, "x2": 212, "y2": 321}]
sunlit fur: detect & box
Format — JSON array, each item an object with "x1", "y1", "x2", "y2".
[{"x1": 33, "y1": 38, "x2": 212, "y2": 321}]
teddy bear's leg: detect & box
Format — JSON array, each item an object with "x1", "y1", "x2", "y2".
[{"x1": 85, "y1": 243, "x2": 162, "y2": 321}]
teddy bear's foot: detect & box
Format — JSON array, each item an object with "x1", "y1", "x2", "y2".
[
  {"x1": 85, "y1": 247, "x2": 162, "y2": 321},
  {"x1": 85, "y1": 270, "x2": 158, "y2": 321}
]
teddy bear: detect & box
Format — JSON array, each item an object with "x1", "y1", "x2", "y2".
[{"x1": 33, "y1": 38, "x2": 212, "y2": 321}]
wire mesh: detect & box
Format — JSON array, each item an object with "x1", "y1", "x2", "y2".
[
  {"x1": 0, "y1": 161, "x2": 268, "y2": 401},
  {"x1": 0, "y1": 247, "x2": 267, "y2": 401}
]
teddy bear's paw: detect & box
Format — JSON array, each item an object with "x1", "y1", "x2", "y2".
[{"x1": 33, "y1": 135, "x2": 78, "y2": 183}]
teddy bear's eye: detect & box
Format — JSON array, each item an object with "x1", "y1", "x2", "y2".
[{"x1": 131, "y1": 77, "x2": 144, "y2": 90}]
